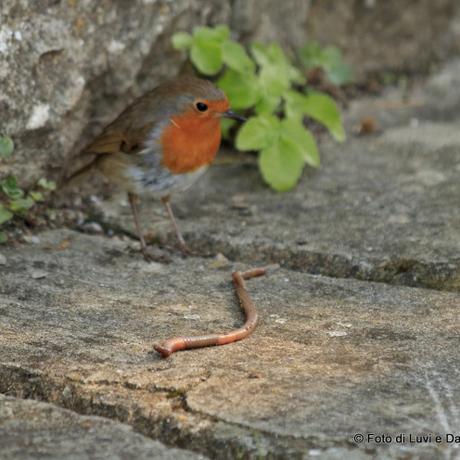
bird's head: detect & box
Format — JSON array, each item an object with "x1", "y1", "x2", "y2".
[{"x1": 158, "y1": 76, "x2": 245, "y2": 123}]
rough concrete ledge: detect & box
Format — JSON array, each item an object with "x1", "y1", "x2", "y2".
[
  {"x1": 0, "y1": 395, "x2": 207, "y2": 460},
  {"x1": 1, "y1": 230, "x2": 459, "y2": 459}
]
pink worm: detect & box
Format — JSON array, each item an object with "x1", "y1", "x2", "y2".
[{"x1": 154, "y1": 267, "x2": 266, "y2": 358}]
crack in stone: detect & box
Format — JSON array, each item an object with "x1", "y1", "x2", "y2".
[
  {"x1": 70, "y1": 219, "x2": 460, "y2": 293},
  {"x1": 184, "y1": 234, "x2": 460, "y2": 293},
  {"x1": 0, "y1": 362, "x2": 358, "y2": 459}
]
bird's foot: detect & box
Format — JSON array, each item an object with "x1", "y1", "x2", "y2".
[
  {"x1": 140, "y1": 246, "x2": 172, "y2": 264},
  {"x1": 177, "y1": 241, "x2": 192, "y2": 257}
]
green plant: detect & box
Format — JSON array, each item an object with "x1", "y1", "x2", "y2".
[
  {"x1": 0, "y1": 135, "x2": 56, "y2": 243},
  {"x1": 298, "y1": 41, "x2": 353, "y2": 86},
  {"x1": 0, "y1": 135, "x2": 14, "y2": 159},
  {"x1": 172, "y1": 26, "x2": 345, "y2": 191}
]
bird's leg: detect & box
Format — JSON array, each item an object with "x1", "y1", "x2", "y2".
[
  {"x1": 128, "y1": 193, "x2": 171, "y2": 263},
  {"x1": 161, "y1": 195, "x2": 190, "y2": 254},
  {"x1": 128, "y1": 192, "x2": 151, "y2": 261}
]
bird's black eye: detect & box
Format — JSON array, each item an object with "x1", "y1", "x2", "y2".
[{"x1": 196, "y1": 102, "x2": 208, "y2": 112}]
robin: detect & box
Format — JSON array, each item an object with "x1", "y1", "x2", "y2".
[{"x1": 67, "y1": 76, "x2": 245, "y2": 260}]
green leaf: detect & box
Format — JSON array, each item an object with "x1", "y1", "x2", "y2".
[
  {"x1": 190, "y1": 41, "x2": 223, "y2": 75},
  {"x1": 9, "y1": 197, "x2": 34, "y2": 212},
  {"x1": 0, "y1": 176, "x2": 24, "y2": 199},
  {"x1": 299, "y1": 41, "x2": 327, "y2": 67},
  {"x1": 284, "y1": 91, "x2": 345, "y2": 142},
  {"x1": 0, "y1": 135, "x2": 14, "y2": 159},
  {"x1": 258, "y1": 138, "x2": 305, "y2": 192},
  {"x1": 0, "y1": 231, "x2": 7, "y2": 243},
  {"x1": 254, "y1": 92, "x2": 281, "y2": 115},
  {"x1": 284, "y1": 90, "x2": 308, "y2": 120},
  {"x1": 220, "y1": 118, "x2": 236, "y2": 139},
  {"x1": 189, "y1": 26, "x2": 229, "y2": 75},
  {"x1": 258, "y1": 64, "x2": 289, "y2": 97},
  {"x1": 250, "y1": 42, "x2": 269, "y2": 67},
  {"x1": 251, "y1": 42, "x2": 304, "y2": 86},
  {"x1": 299, "y1": 42, "x2": 353, "y2": 85},
  {"x1": 235, "y1": 115, "x2": 279, "y2": 151},
  {"x1": 222, "y1": 41, "x2": 255, "y2": 74},
  {"x1": 287, "y1": 64, "x2": 305, "y2": 85},
  {"x1": 266, "y1": 43, "x2": 305, "y2": 84},
  {"x1": 194, "y1": 25, "x2": 229, "y2": 44},
  {"x1": 303, "y1": 92, "x2": 346, "y2": 142},
  {"x1": 323, "y1": 48, "x2": 353, "y2": 85},
  {"x1": 317, "y1": 47, "x2": 353, "y2": 85},
  {"x1": 0, "y1": 205, "x2": 13, "y2": 225},
  {"x1": 30, "y1": 191, "x2": 44, "y2": 202},
  {"x1": 255, "y1": 54, "x2": 293, "y2": 116},
  {"x1": 37, "y1": 178, "x2": 56, "y2": 191},
  {"x1": 251, "y1": 42, "x2": 285, "y2": 67},
  {"x1": 280, "y1": 119, "x2": 319, "y2": 167},
  {"x1": 327, "y1": 63, "x2": 353, "y2": 86},
  {"x1": 211, "y1": 24, "x2": 231, "y2": 42},
  {"x1": 172, "y1": 32, "x2": 193, "y2": 50},
  {"x1": 253, "y1": 44, "x2": 303, "y2": 115},
  {"x1": 218, "y1": 69, "x2": 258, "y2": 109}
]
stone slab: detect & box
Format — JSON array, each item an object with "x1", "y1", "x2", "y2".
[
  {"x1": 1, "y1": 230, "x2": 459, "y2": 459},
  {"x1": 345, "y1": 59, "x2": 460, "y2": 132},
  {"x1": 0, "y1": 395, "x2": 206, "y2": 460}
]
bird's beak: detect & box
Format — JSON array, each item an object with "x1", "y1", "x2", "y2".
[{"x1": 222, "y1": 109, "x2": 246, "y2": 122}]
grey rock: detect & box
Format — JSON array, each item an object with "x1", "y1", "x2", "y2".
[
  {"x1": 231, "y1": 0, "x2": 310, "y2": 48},
  {"x1": 0, "y1": 395, "x2": 206, "y2": 460},
  {"x1": 23, "y1": 235, "x2": 40, "y2": 245},
  {"x1": 80, "y1": 221, "x2": 104, "y2": 235},
  {"x1": 29, "y1": 269, "x2": 48, "y2": 280},
  {"x1": 0, "y1": 230, "x2": 459, "y2": 459},
  {"x1": 306, "y1": 0, "x2": 460, "y2": 79}
]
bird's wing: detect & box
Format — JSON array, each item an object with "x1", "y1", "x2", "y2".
[
  {"x1": 84, "y1": 90, "x2": 165, "y2": 155},
  {"x1": 64, "y1": 96, "x2": 159, "y2": 183},
  {"x1": 84, "y1": 123, "x2": 154, "y2": 155}
]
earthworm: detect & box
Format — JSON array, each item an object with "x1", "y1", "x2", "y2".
[{"x1": 154, "y1": 267, "x2": 267, "y2": 358}]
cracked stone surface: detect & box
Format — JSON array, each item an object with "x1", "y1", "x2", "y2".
[
  {"x1": 1, "y1": 230, "x2": 459, "y2": 459},
  {"x1": 0, "y1": 395, "x2": 206, "y2": 460}
]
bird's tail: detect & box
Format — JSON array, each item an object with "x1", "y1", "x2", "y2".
[{"x1": 60, "y1": 155, "x2": 99, "y2": 190}]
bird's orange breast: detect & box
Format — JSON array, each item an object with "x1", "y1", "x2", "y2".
[{"x1": 160, "y1": 114, "x2": 222, "y2": 174}]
